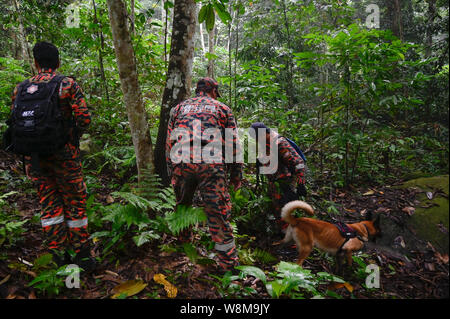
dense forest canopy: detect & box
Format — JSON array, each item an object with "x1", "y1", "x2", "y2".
[
  {"x1": 0, "y1": 0, "x2": 448, "y2": 300},
  {"x1": 1, "y1": 0, "x2": 448, "y2": 186}
]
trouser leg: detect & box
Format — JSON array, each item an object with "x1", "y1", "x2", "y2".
[
  {"x1": 171, "y1": 164, "x2": 198, "y2": 242},
  {"x1": 198, "y1": 165, "x2": 238, "y2": 271},
  {"x1": 55, "y1": 157, "x2": 89, "y2": 254},
  {"x1": 33, "y1": 175, "x2": 67, "y2": 252},
  {"x1": 269, "y1": 179, "x2": 299, "y2": 230},
  {"x1": 171, "y1": 164, "x2": 238, "y2": 271}
]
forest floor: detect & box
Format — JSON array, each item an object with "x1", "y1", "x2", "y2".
[{"x1": 0, "y1": 150, "x2": 448, "y2": 299}]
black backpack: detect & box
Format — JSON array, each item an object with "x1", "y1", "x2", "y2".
[{"x1": 4, "y1": 75, "x2": 71, "y2": 158}]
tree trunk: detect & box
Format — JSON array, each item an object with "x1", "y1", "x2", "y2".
[
  {"x1": 92, "y1": 0, "x2": 110, "y2": 102},
  {"x1": 228, "y1": 1, "x2": 233, "y2": 106},
  {"x1": 106, "y1": 0, "x2": 154, "y2": 184},
  {"x1": 199, "y1": 23, "x2": 206, "y2": 57},
  {"x1": 130, "y1": 0, "x2": 135, "y2": 36},
  {"x1": 393, "y1": 0, "x2": 403, "y2": 41},
  {"x1": 281, "y1": 0, "x2": 294, "y2": 109},
  {"x1": 386, "y1": 0, "x2": 403, "y2": 40},
  {"x1": 234, "y1": 3, "x2": 240, "y2": 110},
  {"x1": 154, "y1": 0, "x2": 197, "y2": 185},
  {"x1": 12, "y1": 0, "x2": 35, "y2": 74},
  {"x1": 425, "y1": 0, "x2": 437, "y2": 58},
  {"x1": 163, "y1": 2, "x2": 169, "y2": 65},
  {"x1": 207, "y1": 26, "x2": 215, "y2": 78}
]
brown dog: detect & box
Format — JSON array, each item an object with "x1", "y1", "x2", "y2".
[{"x1": 277, "y1": 200, "x2": 381, "y2": 272}]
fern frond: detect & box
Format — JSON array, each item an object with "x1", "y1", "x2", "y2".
[
  {"x1": 164, "y1": 205, "x2": 207, "y2": 236},
  {"x1": 131, "y1": 169, "x2": 176, "y2": 214},
  {"x1": 111, "y1": 191, "x2": 153, "y2": 211},
  {"x1": 254, "y1": 248, "x2": 277, "y2": 264}
]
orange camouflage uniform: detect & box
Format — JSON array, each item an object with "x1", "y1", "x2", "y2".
[
  {"x1": 259, "y1": 132, "x2": 306, "y2": 225},
  {"x1": 11, "y1": 68, "x2": 91, "y2": 254},
  {"x1": 166, "y1": 91, "x2": 242, "y2": 271}
]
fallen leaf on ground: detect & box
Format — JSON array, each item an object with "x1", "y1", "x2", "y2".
[
  {"x1": 106, "y1": 195, "x2": 115, "y2": 204},
  {"x1": 0, "y1": 274, "x2": 11, "y2": 286},
  {"x1": 327, "y1": 282, "x2": 354, "y2": 293},
  {"x1": 437, "y1": 223, "x2": 449, "y2": 234},
  {"x1": 343, "y1": 282, "x2": 354, "y2": 293},
  {"x1": 110, "y1": 280, "x2": 148, "y2": 299},
  {"x1": 363, "y1": 190, "x2": 375, "y2": 196},
  {"x1": 402, "y1": 206, "x2": 415, "y2": 216},
  {"x1": 153, "y1": 273, "x2": 177, "y2": 298},
  {"x1": 435, "y1": 252, "x2": 449, "y2": 264},
  {"x1": 375, "y1": 207, "x2": 390, "y2": 213},
  {"x1": 18, "y1": 258, "x2": 33, "y2": 267},
  {"x1": 105, "y1": 270, "x2": 119, "y2": 277},
  {"x1": 394, "y1": 236, "x2": 406, "y2": 248},
  {"x1": 424, "y1": 263, "x2": 435, "y2": 271}
]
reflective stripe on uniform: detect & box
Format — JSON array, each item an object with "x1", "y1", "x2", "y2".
[
  {"x1": 215, "y1": 240, "x2": 235, "y2": 252},
  {"x1": 41, "y1": 215, "x2": 65, "y2": 227},
  {"x1": 67, "y1": 218, "x2": 88, "y2": 228}
]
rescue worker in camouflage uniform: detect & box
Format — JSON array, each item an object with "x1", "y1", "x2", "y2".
[
  {"x1": 166, "y1": 77, "x2": 242, "y2": 272},
  {"x1": 11, "y1": 42, "x2": 95, "y2": 270},
  {"x1": 249, "y1": 122, "x2": 307, "y2": 232}
]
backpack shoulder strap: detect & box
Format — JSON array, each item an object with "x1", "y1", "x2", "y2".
[
  {"x1": 13, "y1": 79, "x2": 30, "y2": 106},
  {"x1": 278, "y1": 136, "x2": 307, "y2": 162},
  {"x1": 49, "y1": 75, "x2": 66, "y2": 91}
]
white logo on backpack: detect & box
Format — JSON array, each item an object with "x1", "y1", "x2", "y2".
[
  {"x1": 22, "y1": 110, "x2": 34, "y2": 117},
  {"x1": 26, "y1": 85, "x2": 38, "y2": 94}
]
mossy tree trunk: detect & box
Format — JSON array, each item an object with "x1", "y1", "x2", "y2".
[
  {"x1": 106, "y1": 0, "x2": 154, "y2": 184},
  {"x1": 154, "y1": 0, "x2": 197, "y2": 185}
]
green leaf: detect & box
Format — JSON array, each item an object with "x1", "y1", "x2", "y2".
[
  {"x1": 214, "y1": 2, "x2": 232, "y2": 24},
  {"x1": 236, "y1": 265, "x2": 267, "y2": 284},
  {"x1": 33, "y1": 254, "x2": 54, "y2": 270},
  {"x1": 164, "y1": 1, "x2": 174, "y2": 10},
  {"x1": 0, "y1": 191, "x2": 18, "y2": 200},
  {"x1": 164, "y1": 205, "x2": 207, "y2": 236},
  {"x1": 265, "y1": 279, "x2": 288, "y2": 298},
  {"x1": 205, "y1": 5, "x2": 215, "y2": 32},
  {"x1": 133, "y1": 231, "x2": 160, "y2": 247},
  {"x1": 198, "y1": 4, "x2": 209, "y2": 23},
  {"x1": 182, "y1": 243, "x2": 198, "y2": 263}
]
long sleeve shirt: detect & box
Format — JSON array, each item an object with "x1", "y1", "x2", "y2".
[
  {"x1": 166, "y1": 92, "x2": 243, "y2": 181},
  {"x1": 259, "y1": 132, "x2": 306, "y2": 185}
]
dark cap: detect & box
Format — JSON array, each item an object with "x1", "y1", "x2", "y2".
[
  {"x1": 251, "y1": 122, "x2": 269, "y2": 131},
  {"x1": 196, "y1": 77, "x2": 221, "y2": 97},
  {"x1": 249, "y1": 122, "x2": 270, "y2": 139}
]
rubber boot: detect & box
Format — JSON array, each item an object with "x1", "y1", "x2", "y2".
[
  {"x1": 72, "y1": 247, "x2": 97, "y2": 273},
  {"x1": 50, "y1": 250, "x2": 70, "y2": 268}
]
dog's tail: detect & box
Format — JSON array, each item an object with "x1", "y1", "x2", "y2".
[{"x1": 281, "y1": 200, "x2": 314, "y2": 225}]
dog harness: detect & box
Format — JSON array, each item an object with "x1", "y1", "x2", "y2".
[{"x1": 334, "y1": 222, "x2": 366, "y2": 253}]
